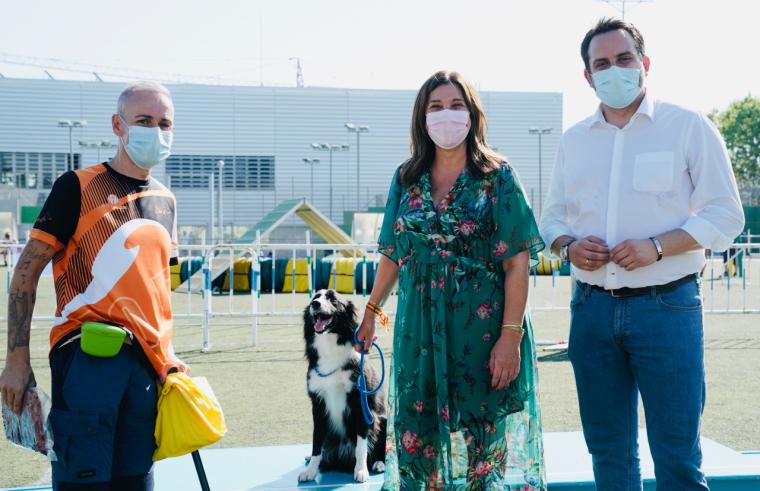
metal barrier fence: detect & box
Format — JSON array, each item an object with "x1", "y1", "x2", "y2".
[
  {"x1": 169, "y1": 240, "x2": 760, "y2": 351},
  {"x1": 187, "y1": 240, "x2": 389, "y2": 351},
  {"x1": 1, "y1": 240, "x2": 759, "y2": 352},
  {"x1": 703, "y1": 243, "x2": 756, "y2": 314}
]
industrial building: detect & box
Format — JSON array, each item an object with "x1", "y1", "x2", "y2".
[{"x1": 0, "y1": 77, "x2": 561, "y2": 243}]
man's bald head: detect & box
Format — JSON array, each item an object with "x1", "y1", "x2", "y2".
[
  {"x1": 109, "y1": 81, "x2": 175, "y2": 176},
  {"x1": 117, "y1": 81, "x2": 173, "y2": 117},
  {"x1": 112, "y1": 81, "x2": 174, "y2": 141}
]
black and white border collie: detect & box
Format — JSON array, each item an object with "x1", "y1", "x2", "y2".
[{"x1": 299, "y1": 289, "x2": 386, "y2": 483}]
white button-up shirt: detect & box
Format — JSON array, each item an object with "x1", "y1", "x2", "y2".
[{"x1": 540, "y1": 94, "x2": 745, "y2": 289}]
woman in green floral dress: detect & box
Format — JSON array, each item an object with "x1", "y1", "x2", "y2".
[{"x1": 355, "y1": 71, "x2": 547, "y2": 490}]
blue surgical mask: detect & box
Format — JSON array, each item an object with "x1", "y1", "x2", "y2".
[
  {"x1": 119, "y1": 117, "x2": 173, "y2": 170},
  {"x1": 591, "y1": 66, "x2": 642, "y2": 109}
]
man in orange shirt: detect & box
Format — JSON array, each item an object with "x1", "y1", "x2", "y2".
[{"x1": 0, "y1": 81, "x2": 187, "y2": 490}]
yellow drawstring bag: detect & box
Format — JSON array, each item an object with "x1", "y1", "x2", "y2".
[{"x1": 153, "y1": 374, "x2": 227, "y2": 461}]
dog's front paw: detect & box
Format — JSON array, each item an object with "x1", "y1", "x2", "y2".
[
  {"x1": 371, "y1": 461, "x2": 385, "y2": 473},
  {"x1": 354, "y1": 465, "x2": 370, "y2": 483},
  {"x1": 299, "y1": 456, "x2": 321, "y2": 482},
  {"x1": 298, "y1": 466, "x2": 319, "y2": 482}
]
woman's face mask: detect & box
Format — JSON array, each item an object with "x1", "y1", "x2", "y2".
[{"x1": 426, "y1": 109, "x2": 470, "y2": 150}]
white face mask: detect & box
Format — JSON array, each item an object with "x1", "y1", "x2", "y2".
[
  {"x1": 119, "y1": 116, "x2": 173, "y2": 170},
  {"x1": 426, "y1": 109, "x2": 470, "y2": 150},
  {"x1": 591, "y1": 66, "x2": 643, "y2": 109}
]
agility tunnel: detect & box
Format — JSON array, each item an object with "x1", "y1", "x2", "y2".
[
  {"x1": 171, "y1": 252, "x2": 573, "y2": 295},
  {"x1": 172, "y1": 256, "x2": 380, "y2": 295},
  {"x1": 170, "y1": 257, "x2": 204, "y2": 290}
]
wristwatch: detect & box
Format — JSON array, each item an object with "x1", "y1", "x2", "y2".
[
  {"x1": 559, "y1": 239, "x2": 576, "y2": 262},
  {"x1": 649, "y1": 236, "x2": 664, "y2": 261}
]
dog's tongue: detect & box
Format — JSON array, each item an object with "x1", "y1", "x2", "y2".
[{"x1": 314, "y1": 317, "x2": 330, "y2": 333}]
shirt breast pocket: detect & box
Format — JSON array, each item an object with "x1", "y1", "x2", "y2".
[{"x1": 633, "y1": 151, "x2": 675, "y2": 193}]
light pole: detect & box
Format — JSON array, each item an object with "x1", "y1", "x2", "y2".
[
  {"x1": 345, "y1": 123, "x2": 369, "y2": 210},
  {"x1": 302, "y1": 158, "x2": 320, "y2": 203},
  {"x1": 310, "y1": 143, "x2": 349, "y2": 221},
  {"x1": 58, "y1": 120, "x2": 87, "y2": 172},
  {"x1": 217, "y1": 160, "x2": 225, "y2": 242},
  {"x1": 209, "y1": 172, "x2": 216, "y2": 244},
  {"x1": 528, "y1": 127, "x2": 552, "y2": 218},
  {"x1": 78, "y1": 140, "x2": 116, "y2": 163}
]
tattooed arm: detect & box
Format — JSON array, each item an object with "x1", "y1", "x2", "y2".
[{"x1": 0, "y1": 239, "x2": 56, "y2": 414}]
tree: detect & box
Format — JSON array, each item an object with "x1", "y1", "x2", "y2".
[{"x1": 713, "y1": 95, "x2": 760, "y2": 188}]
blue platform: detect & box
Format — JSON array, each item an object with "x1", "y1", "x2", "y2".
[
  {"x1": 5, "y1": 432, "x2": 760, "y2": 490},
  {"x1": 152, "y1": 432, "x2": 760, "y2": 490}
]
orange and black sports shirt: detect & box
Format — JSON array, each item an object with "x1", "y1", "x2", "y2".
[{"x1": 31, "y1": 162, "x2": 178, "y2": 378}]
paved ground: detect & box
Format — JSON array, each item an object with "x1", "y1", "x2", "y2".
[{"x1": 1, "y1": 264, "x2": 758, "y2": 488}]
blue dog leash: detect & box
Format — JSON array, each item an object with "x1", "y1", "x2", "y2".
[{"x1": 353, "y1": 329, "x2": 385, "y2": 425}]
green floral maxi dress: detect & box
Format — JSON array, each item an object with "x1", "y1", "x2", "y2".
[{"x1": 378, "y1": 164, "x2": 547, "y2": 490}]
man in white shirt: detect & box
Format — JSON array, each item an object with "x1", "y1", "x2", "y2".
[{"x1": 540, "y1": 18, "x2": 744, "y2": 490}]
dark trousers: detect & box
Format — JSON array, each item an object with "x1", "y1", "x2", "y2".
[{"x1": 50, "y1": 341, "x2": 157, "y2": 491}]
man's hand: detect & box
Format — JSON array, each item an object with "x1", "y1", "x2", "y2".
[
  {"x1": 161, "y1": 352, "x2": 191, "y2": 384},
  {"x1": 610, "y1": 239, "x2": 659, "y2": 271},
  {"x1": 569, "y1": 236, "x2": 610, "y2": 271},
  {"x1": 0, "y1": 357, "x2": 36, "y2": 415},
  {"x1": 1, "y1": 239, "x2": 54, "y2": 415},
  {"x1": 170, "y1": 355, "x2": 190, "y2": 375}
]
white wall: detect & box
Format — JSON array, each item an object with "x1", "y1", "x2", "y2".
[{"x1": 0, "y1": 78, "x2": 562, "y2": 230}]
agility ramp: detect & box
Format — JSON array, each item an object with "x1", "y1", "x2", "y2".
[
  {"x1": 175, "y1": 199, "x2": 362, "y2": 293},
  {"x1": 154, "y1": 432, "x2": 760, "y2": 490}
]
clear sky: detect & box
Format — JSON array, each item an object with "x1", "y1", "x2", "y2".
[{"x1": 1, "y1": 0, "x2": 758, "y2": 128}]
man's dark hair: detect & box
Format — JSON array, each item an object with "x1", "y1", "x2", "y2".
[{"x1": 581, "y1": 18, "x2": 646, "y2": 72}]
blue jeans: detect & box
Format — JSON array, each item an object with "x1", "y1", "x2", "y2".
[
  {"x1": 568, "y1": 277, "x2": 709, "y2": 491},
  {"x1": 49, "y1": 340, "x2": 157, "y2": 490}
]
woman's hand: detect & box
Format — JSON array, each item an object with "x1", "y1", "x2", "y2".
[
  {"x1": 354, "y1": 309, "x2": 377, "y2": 354},
  {"x1": 488, "y1": 331, "x2": 522, "y2": 390}
]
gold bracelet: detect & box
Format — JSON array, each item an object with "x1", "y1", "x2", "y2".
[{"x1": 501, "y1": 324, "x2": 524, "y2": 335}]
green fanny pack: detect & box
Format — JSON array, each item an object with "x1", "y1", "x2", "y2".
[{"x1": 80, "y1": 322, "x2": 130, "y2": 358}]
